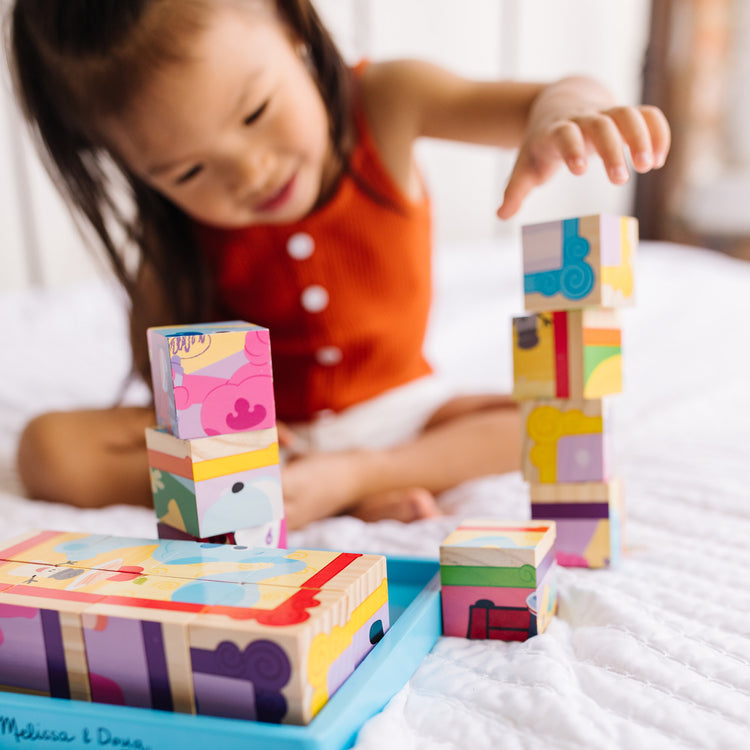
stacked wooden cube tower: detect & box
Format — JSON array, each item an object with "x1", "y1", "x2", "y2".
[
  {"x1": 440, "y1": 519, "x2": 557, "y2": 641},
  {"x1": 146, "y1": 321, "x2": 285, "y2": 547},
  {"x1": 0, "y1": 530, "x2": 389, "y2": 724},
  {"x1": 513, "y1": 214, "x2": 637, "y2": 567}
]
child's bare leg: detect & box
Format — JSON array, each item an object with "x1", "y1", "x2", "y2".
[
  {"x1": 282, "y1": 395, "x2": 520, "y2": 528},
  {"x1": 17, "y1": 407, "x2": 154, "y2": 508}
]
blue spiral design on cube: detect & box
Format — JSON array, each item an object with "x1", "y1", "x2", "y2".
[{"x1": 524, "y1": 218, "x2": 595, "y2": 300}]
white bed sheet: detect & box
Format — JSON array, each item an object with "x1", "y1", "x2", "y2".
[{"x1": 1, "y1": 239, "x2": 750, "y2": 749}]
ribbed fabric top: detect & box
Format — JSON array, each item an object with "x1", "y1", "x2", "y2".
[{"x1": 195, "y1": 80, "x2": 433, "y2": 422}]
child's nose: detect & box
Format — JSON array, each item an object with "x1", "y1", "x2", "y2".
[{"x1": 229, "y1": 148, "x2": 274, "y2": 196}]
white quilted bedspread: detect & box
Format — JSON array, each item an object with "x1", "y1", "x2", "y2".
[{"x1": 1, "y1": 240, "x2": 749, "y2": 749}]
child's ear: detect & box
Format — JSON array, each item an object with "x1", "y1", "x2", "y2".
[{"x1": 296, "y1": 41, "x2": 314, "y2": 71}]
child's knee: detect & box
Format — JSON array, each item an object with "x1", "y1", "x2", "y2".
[{"x1": 17, "y1": 412, "x2": 101, "y2": 507}]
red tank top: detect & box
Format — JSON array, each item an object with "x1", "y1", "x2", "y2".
[{"x1": 195, "y1": 87, "x2": 433, "y2": 422}]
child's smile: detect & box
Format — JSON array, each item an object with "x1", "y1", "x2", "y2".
[{"x1": 101, "y1": 4, "x2": 336, "y2": 228}]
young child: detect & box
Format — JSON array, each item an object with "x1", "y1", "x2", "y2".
[{"x1": 9, "y1": 0, "x2": 670, "y2": 529}]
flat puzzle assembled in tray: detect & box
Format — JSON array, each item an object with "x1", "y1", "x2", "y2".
[
  {"x1": 146, "y1": 322, "x2": 285, "y2": 547},
  {"x1": 0, "y1": 530, "x2": 389, "y2": 725},
  {"x1": 514, "y1": 213, "x2": 636, "y2": 567}
]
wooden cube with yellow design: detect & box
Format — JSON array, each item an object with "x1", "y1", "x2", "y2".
[
  {"x1": 512, "y1": 309, "x2": 622, "y2": 400},
  {"x1": 146, "y1": 426, "x2": 285, "y2": 545},
  {"x1": 520, "y1": 398, "x2": 612, "y2": 484},
  {"x1": 439, "y1": 520, "x2": 557, "y2": 641},
  {"x1": 522, "y1": 214, "x2": 637, "y2": 312},
  {"x1": 0, "y1": 530, "x2": 389, "y2": 725}
]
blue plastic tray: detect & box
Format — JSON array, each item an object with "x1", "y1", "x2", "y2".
[{"x1": 0, "y1": 556, "x2": 440, "y2": 750}]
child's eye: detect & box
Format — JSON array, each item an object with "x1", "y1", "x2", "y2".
[
  {"x1": 244, "y1": 100, "x2": 269, "y2": 126},
  {"x1": 176, "y1": 164, "x2": 203, "y2": 184}
]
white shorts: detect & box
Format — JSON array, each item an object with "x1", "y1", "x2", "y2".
[{"x1": 283, "y1": 375, "x2": 454, "y2": 456}]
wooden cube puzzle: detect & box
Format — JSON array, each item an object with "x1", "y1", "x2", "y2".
[
  {"x1": 146, "y1": 426, "x2": 284, "y2": 541},
  {"x1": 522, "y1": 214, "x2": 637, "y2": 312},
  {"x1": 512, "y1": 309, "x2": 622, "y2": 400},
  {"x1": 530, "y1": 481, "x2": 623, "y2": 568},
  {"x1": 439, "y1": 520, "x2": 557, "y2": 641},
  {"x1": 521, "y1": 398, "x2": 612, "y2": 484},
  {"x1": 148, "y1": 322, "x2": 276, "y2": 441},
  {"x1": 0, "y1": 531, "x2": 389, "y2": 725}
]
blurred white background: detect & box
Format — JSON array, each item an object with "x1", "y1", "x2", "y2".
[{"x1": 0, "y1": 0, "x2": 653, "y2": 290}]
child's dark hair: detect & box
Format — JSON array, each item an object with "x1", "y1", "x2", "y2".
[{"x1": 6, "y1": 0, "x2": 355, "y2": 382}]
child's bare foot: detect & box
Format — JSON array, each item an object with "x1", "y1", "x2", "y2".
[
  {"x1": 350, "y1": 487, "x2": 442, "y2": 523},
  {"x1": 281, "y1": 449, "x2": 376, "y2": 529}
]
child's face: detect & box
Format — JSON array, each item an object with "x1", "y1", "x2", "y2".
[{"x1": 103, "y1": 4, "x2": 335, "y2": 228}]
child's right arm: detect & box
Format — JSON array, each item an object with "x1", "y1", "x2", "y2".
[{"x1": 358, "y1": 60, "x2": 670, "y2": 219}]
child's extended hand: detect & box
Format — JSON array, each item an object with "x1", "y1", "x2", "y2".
[{"x1": 497, "y1": 77, "x2": 671, "y2": 220}]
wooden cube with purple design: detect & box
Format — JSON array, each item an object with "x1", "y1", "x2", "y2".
[
  {"x1": 439, "y1": 520, "x2": 557, "y2": 641},
  {"x1": 530, "y1": 480, "x2": 623, "y2": 568}
]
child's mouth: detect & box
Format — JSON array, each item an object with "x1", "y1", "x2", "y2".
[{"x1": 256, "y1": 174, "x2": 296, "y2": 213}]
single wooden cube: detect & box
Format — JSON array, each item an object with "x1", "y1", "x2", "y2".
[
  {"x1": 512, "y1": 309, "x2": 622, "y2": 400},
  {"x1": 530, "y1": 480, "x2": 623, "y2": 568},
  {"x1": 522, "y1": 214, "x2": 637, "y2": 311},
  {"x1": 147, "y1": 321, "x2": 276, "y2": 440},
  {"x1": 439, "y1": 520, "x2": 557, "y2": 641},
  {"x1": 521, "y1": 398, "x2": 612, "y2": 484},
  {"x1": 146, "y1": 426, "x2": 284, "y2": 541}
]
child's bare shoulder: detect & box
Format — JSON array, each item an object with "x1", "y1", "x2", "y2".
[
  {"x1": 359, "y1": 59, "x2": 443, "y2": 125},
  {"x1": 356, "y1": 61, "x2": 431, "y2": 194}
]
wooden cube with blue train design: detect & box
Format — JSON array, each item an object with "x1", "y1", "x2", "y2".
[
  {"x1": 0, "y1": 530, "x2": 389, "y2": 725},
  {"x1": 522, "y1": 214, "x2": 637, "y2": 312},
  {"x1": 512, "y1": 309, "x2": 622, "y2": 400},
  {"x1": 439, "y1": 520, "x2": 557, "y2": 641},
  {"x1": 146, "y1": 322, "x2": 285, "y2": 545},
  {"x1": 530, "y1": 480, "x2": 623, "y2": 568}
]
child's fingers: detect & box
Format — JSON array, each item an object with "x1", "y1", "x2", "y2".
[
  {"x1": 606, "y1": 106, "x2": 656, "y2": 172},
  {"x1": 639, "y1": 105, "x2": 671, "y2": 167},
  {"x1": 498, "y1": 124, "x2": 585, "y2": 219},
  {"x1": 547, "y1": 121, "x2": 588, "y2": 175},
  {"x1": 277, "y1": 421, "x2": 307, "y2": 456},
  {"x1": 580, "y1": 113, "x2": 630, "y2": 184},
  {"x1": 497, "y1": 157, "x2": 540, "y2": 220}
]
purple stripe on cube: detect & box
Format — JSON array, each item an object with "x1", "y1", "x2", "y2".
[
  {"x1": 532, "y1": 502, "x2": 611, "y2": 519},
  {"x1": 40, "y1": 608, "x2": 70, "y2": 699},
  {"x1": 141, "y1": 620, "x2": 173, "y2": 712}
]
